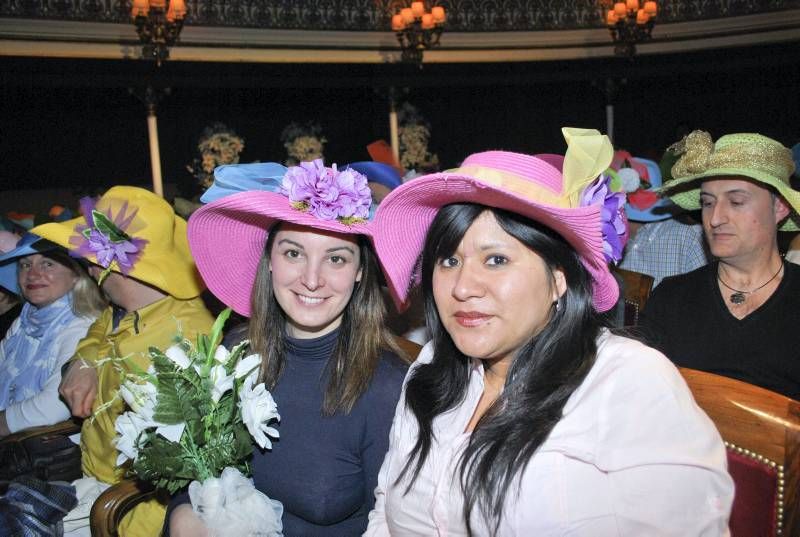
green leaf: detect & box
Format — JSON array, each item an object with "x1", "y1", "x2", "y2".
[
  {"x1": 153, "y1": 372, "x2": 200, "y2": 425},
  {"x1": 208, "y1": 308, "x2": 232, "y2": 353},
  {"x1": 132, "y1": 434, "x2": 194, "y2": 494},
  {"x1": 214, "y1": 392, "x2": 235, "y2": 428},
  {"x1": 150, "y1": 348, "x2": 176, "y2": 375},
  {"x1": 197, "y1": 334, "x2": 209, "y2": 360},
  {"x1": 232, "y1": 423, "x2": 254, "y2": 462},
  {"x1": 226, "y1": 339, "x2": 250, "y2": 375},
  {"x1": 91, "y1": 209, "x2": 131, "y2": 243},
  {"x1": 605, "y1": 167, "x2": 622, "y2": 192}
]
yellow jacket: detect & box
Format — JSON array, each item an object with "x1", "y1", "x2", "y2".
[{"x1": 73, "y1": 296, "x2": 214, "y2": 537}]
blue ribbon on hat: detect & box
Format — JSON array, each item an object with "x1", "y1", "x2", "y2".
[
  {"x1": 344, "y1": 162, "x2": 402, "y2": 191},
  {"x1": 200, "y1": 163, "x2": 287, "y2": 204}
]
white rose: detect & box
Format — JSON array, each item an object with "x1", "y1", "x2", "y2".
[
  {"x1": 119, "y1": 380, "x2": 159, "y2": 422},
  {"x1": 234, "y1": 353, "x2": 261, "y2": 380},
  {"x1": 213, "y1": 345, "x2": 231, "y2": 365},
  {"x1": 210, "y1": 364, "x2": 235, "y2": 404},
  {"x1": 156, "y1": 422, "x2": 186, "y2": 443},
  {"x1": 238, "y1": 376, "x2": 280, "y2": 450},
  {"x1": 165, "y1": 345, "x2": 192, "y2": 369},
  {"x1": 114, "y1": 410, "x2": 152, "y2": 465}
]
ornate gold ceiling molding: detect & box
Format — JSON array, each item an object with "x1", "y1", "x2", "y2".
[{"x1": 1, "y1": 10, "x2": 798, "y2": 62}]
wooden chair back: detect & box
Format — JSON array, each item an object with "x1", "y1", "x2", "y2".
[
  {"x1": 89, "y1": 479, "x2": 158, "y2": 537},
  {"x1": 613, "y1": 267, "x2": 654, "y2": 326},
  {"x1": 0, "y1": 418, "x2": 82, "y2": 445},
  {"x1": 679, "y1": 368, "x2": 800, "y2": 536},
  {"x1": 0, "y1": 418, "x2": 83, "y2": 490}
]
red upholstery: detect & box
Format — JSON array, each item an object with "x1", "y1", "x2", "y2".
[
  {"x1": 727, "y1": 448, "x2": 779, "y2": 537},
  {"x1": 679, "y1": 368, "x2": 799, "y2": 536}
]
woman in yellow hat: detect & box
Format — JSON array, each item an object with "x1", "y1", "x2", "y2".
[{"x1": 31, "y1": 186, "x2": 214, "y2": 537}]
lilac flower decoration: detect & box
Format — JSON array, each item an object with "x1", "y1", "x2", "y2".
[
  {"x1": 580, "y1": 174, "x2": 627, "y2": 263},
  {"x1": 280, "y1": 159, "x2": 372, "y2": 224},
  {"x1": 69, "y1": 197, "x2": 148, "y2": 276}
]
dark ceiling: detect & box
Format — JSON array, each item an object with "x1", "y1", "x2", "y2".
[{"x1": 1, "y1": 41, "x2": 798, "y2": 196}]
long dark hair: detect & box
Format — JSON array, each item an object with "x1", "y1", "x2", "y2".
[
  {"x1": 248, "y1": 223, "x2": 404, "y2": 415},
  {"x1": 399, "y1": 203, "x2": 602, "y2": 534}
]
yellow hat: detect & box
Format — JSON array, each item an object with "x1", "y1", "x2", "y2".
[{"x1": 31, "y1": 186, "x2": 205, "y2": 299}]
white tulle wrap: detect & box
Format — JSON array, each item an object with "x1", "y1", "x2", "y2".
[{"x1": 188, "y1": 467, "x2": 283, "y2": 537}]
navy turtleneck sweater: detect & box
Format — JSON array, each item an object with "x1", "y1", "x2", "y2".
[{"x1": 167, "y1": 328, "x2": 408, "y2": 536}]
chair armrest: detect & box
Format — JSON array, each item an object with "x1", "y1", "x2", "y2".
[
  {"x1": 0, "y1": 418, "x2": 82, "y2": 446},
  {"x1": 90, "y1": 478, "x2": 157, "y2": 537}
]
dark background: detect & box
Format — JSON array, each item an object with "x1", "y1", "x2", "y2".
[{"x1": 1, "y1": 41, "x2": 798, "y2": 200}]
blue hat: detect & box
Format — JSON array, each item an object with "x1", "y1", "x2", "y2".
[
  {"x1": 201, "y1": 162, "x2": 287, "y2": 204},
  {"x1": 0, "y1": 233, "x2": 55, "y2": 295},
  {"x1": 624, "y1": 158, "x2": 676, "y2": 223},
  {"x1": 345, "y1": 162, "x2": 402, "y2": 191}
]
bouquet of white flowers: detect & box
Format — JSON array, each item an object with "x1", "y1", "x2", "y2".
[{"x1": 113, "y1": 309, "x2": 282, "y2": 536}]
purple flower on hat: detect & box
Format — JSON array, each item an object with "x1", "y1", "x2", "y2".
[
  {"x1": 580, "y1": 174, "x2": 627, "y2": 263},
  {"x1": 280, "y1": 159, "x2": 372, "y2": 223},
  {"x1": 70, "y1": 197, "x2": 148, "y2": 275}
]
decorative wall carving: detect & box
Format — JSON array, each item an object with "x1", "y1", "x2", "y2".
[{"x1": 1, "y1": 0, "x2": 797, "y2": 30}]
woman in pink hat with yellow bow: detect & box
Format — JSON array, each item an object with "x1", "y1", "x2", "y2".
[{"x1": 365, "y1": 128, "x2": 734, "y2": 536}]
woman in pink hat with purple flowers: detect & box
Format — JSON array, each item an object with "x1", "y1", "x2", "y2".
[
  {"x1": 167, "y1": 160, "x2": 410, "y2": 537},
  {"x1": 365, "y1": 128, "x2": 734, "y2": 536}
]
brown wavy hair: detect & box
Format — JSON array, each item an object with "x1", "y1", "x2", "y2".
[{"x1": 248, "y1": 224, "x2": 404, "y2": 415}]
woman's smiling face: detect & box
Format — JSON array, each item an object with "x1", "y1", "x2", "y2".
[
  {"x1": 433, "y1": 211, "x2": 564, "y2": 363},
  {"x1": 269, "y1": 223, "x2": 362, "y2": 339},
  {"x1": 17, "y1": 253, "x2": 78, "y2": 308}
]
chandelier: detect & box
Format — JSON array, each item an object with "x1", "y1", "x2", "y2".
[
  {"x1": 130, "y1": 0, "x2": 187, "y2": 67},
  {"x1": 605, "y1": 0, "x2": 657, "y2": 57},
  {"x1": 391, "y1": 2, "x2": 446, "y2": 65}
]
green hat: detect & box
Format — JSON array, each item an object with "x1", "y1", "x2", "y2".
[{"x1": 661, "y1": 131, "x2": 799, "y2": 230}]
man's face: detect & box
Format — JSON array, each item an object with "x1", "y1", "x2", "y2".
[{"x1": 699, "y1": 177, "x2": 790, "y2": 262}]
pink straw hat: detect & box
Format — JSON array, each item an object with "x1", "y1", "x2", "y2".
[
  {"x1": 188, "y1": 160, "x2": 376, "y2": 316},
  {"x1": 374, "y1": 128, "x2": 627, "y2": 313}
]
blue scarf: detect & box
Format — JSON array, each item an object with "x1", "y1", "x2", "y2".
[
  {"x1": 0, "y1": 293, "x2": 78, "y2": 409},
  {"x1": 0, "y1": 476, "x2": 77, "y2": 536}
]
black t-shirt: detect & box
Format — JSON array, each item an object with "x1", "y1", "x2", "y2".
[{"x1": 640, "y1": 261, "x2": 800, "y2": 400}]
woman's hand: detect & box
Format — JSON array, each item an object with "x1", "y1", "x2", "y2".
[
  {"x1": 169, "y1": 505, "x2": 210, "y2": 537},
  {"x1": 59, "y1": 360, "x2": 98, "y2": 417}
]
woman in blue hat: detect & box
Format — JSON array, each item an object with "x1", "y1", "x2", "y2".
[{"x1": 0, "y1": 234, "x2": 106, "y2": 437}]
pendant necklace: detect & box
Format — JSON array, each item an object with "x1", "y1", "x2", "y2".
[{"x1": 717, "y1": 261, "x2": 784, "y2": 305}]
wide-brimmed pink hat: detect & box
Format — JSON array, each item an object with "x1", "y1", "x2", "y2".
[
  {"x1": 188, "y1": 160, "x2": 376, "y2": 316},
  {"x1": 374, "y1": 127, "x2": 627, "y2": 313}
]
